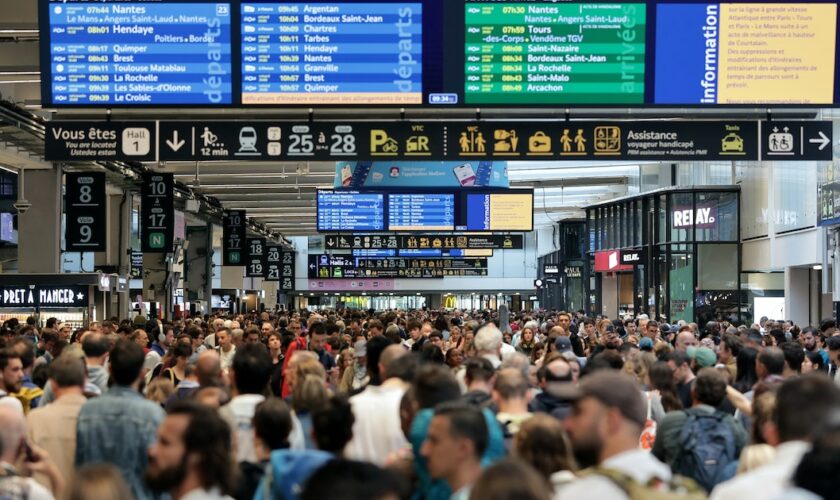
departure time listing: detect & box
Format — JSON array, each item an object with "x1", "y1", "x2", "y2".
[
  {"x1": 241, "y1": 3, "x2": 422, "y2": 105},
  {"x1": 47, "y1": 2, "x2": 232, "y2": 105},
  {"x1": 464, "y1": 2, "x2": 646, "y2": 105}
]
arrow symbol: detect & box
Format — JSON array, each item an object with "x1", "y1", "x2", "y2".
[
  {"x1": 166, "y1": 130, "x2": 186, "y2": 152},
  {"x1": 809, "y1": 131, "x2": 830, "y2": 150}
]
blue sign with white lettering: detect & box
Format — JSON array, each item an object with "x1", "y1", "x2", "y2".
[{"x1": 43, "y1": 1, "x2": 233, "y2": 105}]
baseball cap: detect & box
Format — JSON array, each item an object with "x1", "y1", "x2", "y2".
[
  {"x1": 562, "y1": 371, "x2": 647, "y2": 428},
  {"x1": 353, "y1": 340, "x2": 367, "y2": 358},
  {"x1": 687, "y1": 346, "x2": 717, "y2": 368},
  {"x1": 639, "y1": 337, "x2": 654, "y2": 351},
  {"x1": 555, "y1": 336, "x2": 573, "y2": 353}
]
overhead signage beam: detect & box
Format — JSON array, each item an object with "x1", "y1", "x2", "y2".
[
  {"x1": 45, "y1": 121, "x2": 833, "y2": 162},
  {"x1": 308, "y1": 255, "x2": 488, "y2": 279},
  {"x1": 324, "y1": 234, "x2": 523, "y2": 250}
]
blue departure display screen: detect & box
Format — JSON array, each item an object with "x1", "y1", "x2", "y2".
[
  {"x1": 44, "y1": 1, "x2": 233, "y2": 105},
  {"x1": 317, "y1": 191, "x2": 384, "y2": 231},
  {"x1": 387, "y1": 193, "x2": 454, "y2": 231},
  {"x1": 240, "y1": 2, "x2": 422, "y2": 105},
  {"x1": 465, "y1": 194, "x2": 491, "y2": 231}
]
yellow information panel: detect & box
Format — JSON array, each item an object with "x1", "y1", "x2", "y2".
[
  {"x1": 488, "y1": 193, "x2": 533, "y2": 231},
  {"x1": 718, "y1": 3, "x2": 837, "y2": 104}
]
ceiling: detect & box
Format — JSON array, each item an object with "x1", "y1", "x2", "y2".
[{"x1": 0, "y1": 0, "x2": 643, "y2": 238}]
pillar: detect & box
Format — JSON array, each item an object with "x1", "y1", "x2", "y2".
[
  {"x1": 785, "y1": 267, "x2": 810, "y2": 327},
  {"x1": 95, "y1": 190, "x2": 131, "y2": 319},
  {"x1": 18, "y1": 168, "x2": 62, "y2": 273},
  {"x1": 143, "y1": 252, "x2": 169, "y2": 319},
  {"x1": 184, "y1": 224, "x2": 212, "y2": 315}
]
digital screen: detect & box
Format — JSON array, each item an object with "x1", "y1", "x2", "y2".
[
  {"x1": 241, "y1": 2, "x2": 422, "y2": 104},
  {"x1": 465, "y1": 192, "x2": 533, "y2": 231},
  {"x1": 387, "y1": 193, "x2": 455, "y2": 231},
  {"x1": 464, "y1": 2, "x2": 646, "y2": 105},
  {"x1": 317, "y1": 191, "x2": 384, "y2": 231},
  {"x1": 44, "y1": 1, "x2": 233, "y2": 105},
  {"x1": 655, "y1": 3, "x2": 837, "y2": 104}
]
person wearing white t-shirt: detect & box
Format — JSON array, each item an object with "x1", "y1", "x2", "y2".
[{"x1": 345, "y1": 345, "x2": 409, "y2": 464}]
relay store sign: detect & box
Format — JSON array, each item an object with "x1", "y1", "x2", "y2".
[
  {"x1": 594, "y1": 250, "x2": 633, "y2": 273},
  {"x1": 672, "y1": 206, "x2": 718, "y2": 229},
  {"x1": 0, "y1": 285, "x2": 89, "y2": 308}
]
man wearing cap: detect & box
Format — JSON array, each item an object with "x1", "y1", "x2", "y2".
[
  {"x1": 556, "y1": 337, "x2": 586, "y2": 367},
  {"x1": 557, "y1": 371, "x2": 673, "y2": 500},
  {"x1": 687, "y1": 346, "x2": 717, "y2": 371},
  {"x1": 652, "y1": 368, "x2": 747, "y2": 489}
]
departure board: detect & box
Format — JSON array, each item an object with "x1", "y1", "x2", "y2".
[
  {"x1": 44, "y1": 2, "x2": 233, "y2": 105},
  {"x1": 463, "y1": 2, "x2": 646, "y2": 105},
  {"x1": 241, "y1": 2, "x2": 422, "y2": 105},
  {"x1": 465, "y1": 192, "x2": 533, "y2": 231},
  {"x1": 388, "y1": 194, "x2": 455, "y2": 231},
  {"x1": 317, "y1": 191, "x2": 384, "y2": 231}
]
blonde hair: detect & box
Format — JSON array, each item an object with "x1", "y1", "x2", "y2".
[
  {"x1": 737, "y1": 444, "x2": 776, "y2": 474},
  {"x1": 64, "y1": 464, "x2": 133, "y2": 500},
  {"x1": 145, "y1": 377, "x2": 175, "y2": 405},
  {"x1": 293, "y1": 374, "x2": 330, "y2": 413}
]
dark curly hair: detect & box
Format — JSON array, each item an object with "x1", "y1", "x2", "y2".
[{"x1": 167, "y1": 400, "x2": 235, "y2": 494}]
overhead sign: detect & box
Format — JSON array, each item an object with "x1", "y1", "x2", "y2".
[
  {"x1": 64, "y1": 172, "x2": 106, "y2": 252},
  {"x1": 760, "y1": 122, "x2": 834, "y2": 161},
  {"x1": 308, "y1": 279, "x2": 395, "y2": 292},
  {"x1": 48, "y1": 120, "x2": 828, "y2": 162},
  {"x1": 222, "y1": 210, "x2": 246, "y2": 266},
  {"x1": 130, "y1": 250, "x2": 143, "y2": 279},
  {"x1": 388, "y1": 193, "x2": 455, "y2": 231},
  {"x1": 41, "y1": 1, "x2": 233, "y2": 106},
  {"x1": 241, "y1": 2, "x2": 422, "y2": 105},
  {"x1": 44, "y1": 120, "x2": 832, "y2": 162},
  {"x1": 46, "y1": 122, "x2": 156, "y2": 162},
  {"x1": 245, "y1": 237, "x2": 265, "y2": 277},
  {"x1": 326, "y1": 233, "x2": 522, "y2": 250},
  {"x1": 140, "y1": 173, "x2": 174, "y2": 253},
  {"x1": 543, "y1": 264, "x2": 559, "y2": 275},
  {"x1": 317, "y1": 191, "x2": 385, "y2": 232},
  {"x1": 0, "y1": 285, "x2": 89, "y2": 308},
  {"x1": 463, "y1": 2, "x2": 647, "y2": 106},
  {"x1": 336, "y1": 161, "x2": 510, "y2": 188},
  {"x1": 265, "y1": 245, "x2": 295, "y2": 290},
  {"x1": 308, "y1": 255, "x2": 488, "y2": 279}
]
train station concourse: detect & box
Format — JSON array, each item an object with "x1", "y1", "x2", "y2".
[{"x1": 0, "y1": 1, "x2": 837, "y2": 499}]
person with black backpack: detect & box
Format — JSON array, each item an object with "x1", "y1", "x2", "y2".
[{"x1": 652, "y1": 367, "x2": 748, "y2": 492}]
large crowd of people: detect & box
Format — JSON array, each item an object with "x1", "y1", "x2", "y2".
[{"x1": 0, "y1": 308, "x2": 838, "y2": 500}]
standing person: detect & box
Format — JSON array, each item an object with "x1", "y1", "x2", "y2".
[
  {"x1": 0, "y1": 349, "x2": 25, "y2": 414},
  {"x1": 652, "y1": 368, "x2": 747, "y2": 492},
  {"x1": 665, "y1": 351, "x2": 697, "y2": 409},
  {"x1": 556, "y1": 371, "x2": 678, "y2": 500},
  {"x1": 0, "y1": 406, "x2": 65, "y2": 499},
  {"x1": 216, "y1": 328, "x2": 236, "y2": 376},
  {"x1": 146, "y1": 400, "x2": 235, "y2": 500},
  {"x1": 711, "y1": 375, "x2": 840, "y2": 499},
  {"x1": 26, "y1": 354, "x2": 87, "y2": 490},
  {"x1": 345, "y1": 345, "x2": 409, "y2": 465},
  {"x1": 219, "y1": 343, "x2": 273, "y2": 464},
  {"x1": 309, "y1": 323, "x2": 336, "y2": 372},
  {"x1": 161, "y1": 343, "x2": 192, "y2": 386},
  {"x1": 75, "y1": 339, "x2": 165, "y2": 500},
  {"x1": 421, "y1": 402, "x2": 489, "y2": 500}
]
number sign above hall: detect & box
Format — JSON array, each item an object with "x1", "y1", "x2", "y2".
[
  {"x1": 64, "y1": 172, "x2": 106, "y2": 252},
  {"x1": 140, "y1": 173, "x2": 174, "y2": 253}
]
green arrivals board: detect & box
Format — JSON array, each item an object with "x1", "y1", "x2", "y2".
[{"x1": 464, "y1": 3, "x2": 646, "y2": 105}]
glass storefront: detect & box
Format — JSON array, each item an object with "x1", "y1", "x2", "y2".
[{"x1": 586, "y1": 187, "x2": 742, "y2": 326}]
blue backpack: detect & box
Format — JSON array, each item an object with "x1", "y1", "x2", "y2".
[
  {"x1": 253, "y1": 449, "x2": 333, "y2": 500},
  {"x1": 673, "y1": 410, "x2": 738, "y2": 493}
]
